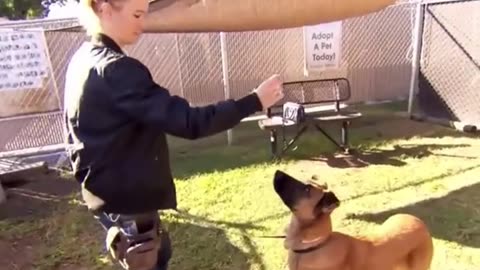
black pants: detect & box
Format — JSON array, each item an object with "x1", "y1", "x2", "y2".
[{"x1": 95, "y1": 211, "x2": 172, "y2": 270}]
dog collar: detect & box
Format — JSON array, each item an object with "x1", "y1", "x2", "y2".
[{"x1": 292, "y1": 235, "x2": 331, "y2": 254}]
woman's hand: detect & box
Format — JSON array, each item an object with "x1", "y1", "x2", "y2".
[{"x1": 254, "y1": 74, "x2": 285, "y2": 110}]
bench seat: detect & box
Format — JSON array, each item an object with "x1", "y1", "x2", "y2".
[
  {"x1": 257, "y1": 77, "x2": 362, "y2": 159},
  {"x1": 259, "y1": 110, "x2": 362, "y2": 130},
  {"x1": 311, "y1": 110, "x2": 362, "y2": 122}
]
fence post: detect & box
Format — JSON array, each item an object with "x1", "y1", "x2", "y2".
[
  {"x1": 0, "y1": 183, "x2": 5, "y2": 205},
  {"x1": 175, "y1": 34, "x2": 185, "y2": 98},
  {"x1": 408, "y1": 2, "x2": 425, "y2": 116},
  {"x1": 220, "y1": 31, "x2": 233, "y2": 145},
  {"x1": 40, "y1": 28, "x2": 62, "y2": 112}
]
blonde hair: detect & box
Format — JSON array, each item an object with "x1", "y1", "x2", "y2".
[{"x1": 78, "y1": 0, "x2": 125, "y2": 36}]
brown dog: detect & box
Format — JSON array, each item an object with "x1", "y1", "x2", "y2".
[{"x1": 273, "y1": 170, "x2": 434, "y2": 270}]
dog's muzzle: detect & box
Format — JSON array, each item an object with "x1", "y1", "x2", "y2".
[{"x1": 317, "y1": 192, "x2": 340, "y2": 209}]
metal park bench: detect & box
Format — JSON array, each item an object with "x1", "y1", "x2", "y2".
[{"x1": 258, "y1": 78, "x2": 362, "y2": 159}]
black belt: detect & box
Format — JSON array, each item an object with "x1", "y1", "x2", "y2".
[{"x1": 95, "y1": 211, "x2": 159, "y2": 235}]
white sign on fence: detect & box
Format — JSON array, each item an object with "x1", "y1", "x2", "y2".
[
  {"x1": 0, "y1": 29, "x2": 49, "y2": 92},
  {"x1": 303, "y1": 21, "x2": 343, "y2": 75}
]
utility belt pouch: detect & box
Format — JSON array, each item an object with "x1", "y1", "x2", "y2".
[
  {"x1": 106, "y1": 219, "x2": 162, "y2": 270},
  {"x1": 283, "y1": 102, "x2": 306, "y2": 124}
]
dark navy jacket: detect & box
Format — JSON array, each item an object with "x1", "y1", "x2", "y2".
[{"x1": 64, "y1": 34, "x2": 262, "y2": 215}]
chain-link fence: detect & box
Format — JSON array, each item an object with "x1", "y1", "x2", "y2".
[
  {"x1": 0, "y1": 112, "x2": 64, "y2": 154},
  {"x1": 412, "y1": 0, "x2": 480, "y2": 127},
  {"x1": 0, "y1": 2, "x2": 421, "y2": 157},
  {"x1": 0, "y1": 27, "x2": 65, "y2": 157},
  {"x1": 225, "y1": 3, "x2": 416, "y2": 103}
]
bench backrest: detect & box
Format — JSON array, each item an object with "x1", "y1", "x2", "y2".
[{"x1": 267, "y1": 78, "x2": 351, "y2": 117}]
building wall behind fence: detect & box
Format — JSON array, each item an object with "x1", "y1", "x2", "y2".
[{"x1": 0, "y1": 4, "x2": 417, "y2": 155}]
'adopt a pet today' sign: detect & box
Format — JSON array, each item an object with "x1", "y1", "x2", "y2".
[
  {"x1": 0, "y1": 28, "x2": 49, "y2": 92},
  {"x1": 303, "y1": 21, "x2": 343, "y2": 75}
]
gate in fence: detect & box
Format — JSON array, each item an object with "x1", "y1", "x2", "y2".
[{"x1": 409, "y1": 0, "x2": 480, "y2": 131}]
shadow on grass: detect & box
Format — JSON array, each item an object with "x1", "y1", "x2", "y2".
[
  {"x1": 309, "y1": 143, "x2": 473, "y2": 169},
  {"x1": 169, "y1": 122, "x2": 402, "y2": 180},
  {"x1": 0, "y1": 170, "x2": 79, "y2": 221},
  {"x1": 420, "y1": 127, "x2": 480, "y2": 139},
  {"x1": 168, "y1": 105, "x2": 474, "y2": 179},
  {"x1": 1, "y1": 190, "x2": 263, "y2": 270},
  {"x1": 346, "y1": 182, "x2": 480, "y2": 248},
  {"x1": 162, "y1": 210, "x2": 267, "y2": 270},
  {"x1": 164, "y1": 221, "x2": 259, "y2": 270}
]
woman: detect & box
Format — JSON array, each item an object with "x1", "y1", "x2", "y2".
[{"x1": 64, "y1": 0, "x2": 284, "y2": 269}]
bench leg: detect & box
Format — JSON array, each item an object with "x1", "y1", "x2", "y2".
[
  {"x1": 342, "y1": 121, "x2": 350, "y2": 149},
  {"x1": 314, "y1": 124, "x2": 343, "y2": 150},
  {"x1": 270, "y1": 129, "x2": 279, "y2": 159},
  {"x1": 341, "y1": 121, "x2": 350, "y2": 154},
  {"x1": 314, "y1": 123, "x2": 353, "y2": 155},
  {"x1": 281, "y1": 126, "x2": 308, "y2": 155}
]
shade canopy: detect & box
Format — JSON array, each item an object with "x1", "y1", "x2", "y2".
[{"x1": 144, "y1": 0, "x2": 396, "y2": 33}]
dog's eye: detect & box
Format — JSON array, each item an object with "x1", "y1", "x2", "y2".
[{"x1": 304, "y1": 186, "x2": 311, "y2": 194}]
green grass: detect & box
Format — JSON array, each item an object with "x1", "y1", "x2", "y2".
[{"x1": 1, "y1": 101, "x2": 479, "y2": 269}]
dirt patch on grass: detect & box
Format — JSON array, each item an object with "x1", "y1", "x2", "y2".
[
  {"x1": 0, "y1": 170, "x2": 81, "y2": 270},
  {"x1": 0, "y1": 237, "x2": 41, "y2": 270}
]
